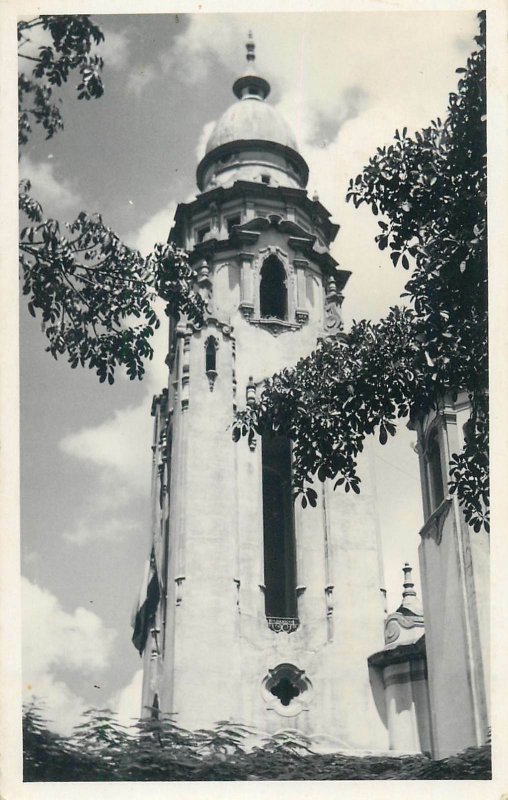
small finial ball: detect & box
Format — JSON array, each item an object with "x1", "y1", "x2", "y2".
[{"x1": 246, "y1": 30, "x2": 255, "y2": 62}]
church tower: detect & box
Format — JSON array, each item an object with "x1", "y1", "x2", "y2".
[{"x1": 135, "y1": 34, "x2": 390, "y2": 751}]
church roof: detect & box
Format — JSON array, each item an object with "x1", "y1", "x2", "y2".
[
  {"x1": 202, "y1": 31, "x2": 301, "y2": 171},
  {"x1": 205, "y1": 97, "x2": 299, "y2": 155}
]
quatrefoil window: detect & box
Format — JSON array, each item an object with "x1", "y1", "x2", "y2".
[
  {"x1": 270, "y1": 676, "x2": 300, "y2": 706},
  {"x1": 262, "y1": 663, "x2": 313, "y2": 717}
]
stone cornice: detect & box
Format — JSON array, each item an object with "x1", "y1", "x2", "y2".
[
  {"x1": 170, "y1": 181, "x2": 340, "y2": 245},
  {"x1": 186, "y1": 215, "x2": 350, "y2": 289},
  {"x1": 368, "y1": 635, "x2": 426, "y2": 669}
]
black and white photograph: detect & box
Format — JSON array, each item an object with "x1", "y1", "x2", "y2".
[{"x1": 2, "y1": 0, "x2": 506, "y2": 794}]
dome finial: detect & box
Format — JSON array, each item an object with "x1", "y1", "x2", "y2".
[
  {"x1": 402, "y1": 563, "x2": 417, "y2": 599},
  {"x1": 246, "y1": 31, "x2": 255, "y2": 64},
  {"x1": 232, "y1": 31, "x2": 270, "y2": 101},
  {"x1": 394, "y1": 562, "x2": 423, "y2": 616}
]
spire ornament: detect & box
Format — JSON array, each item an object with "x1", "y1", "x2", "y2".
[
  {"x1": 396, "y1": 562, "x2": 423, "y2": 616},
  {"x1": 402, "y1": 562, "x2": 417, "y2": 601},
  {"x1": 232, "y1": 31, "x2": 271, "y2": 100},
  {"x1": 246, "y1": 30, "x2": 255, "y2": 63}
]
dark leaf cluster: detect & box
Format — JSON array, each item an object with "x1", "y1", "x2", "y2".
[
  {"x1": 18, "y1": 16, "x2": 204, "y2": 384},
  {"x1": 23, "y1": 704, "x2": 491, "y2": 781},
  {"x1": 233, "y1": 307, "x2": 430, "y2": 505},
  {"x1": 149, "y1": 243, "x2": 206, "y2": 325},
  {"x1": 18, "y1": 15, "x2": 104, "y2": 146},
  {"x1": 19, "y1": 186, "x2": 204, "y2": 382}
]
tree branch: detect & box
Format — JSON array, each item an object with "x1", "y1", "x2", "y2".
[{"x1": 19, "y1": 54, "x2": 43, "y2": 63}]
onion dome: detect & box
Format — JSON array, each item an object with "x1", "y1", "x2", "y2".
[{"x1": 196, "y1": 32, "x2": 308, "y2": 192}]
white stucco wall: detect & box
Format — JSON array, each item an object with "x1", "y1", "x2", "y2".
[{"x1": 142, "y1": 190, "x2": 391, "y2": 751}]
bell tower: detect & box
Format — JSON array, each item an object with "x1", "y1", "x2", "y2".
[{"x1": 136, "y1": 34, "x2": 390, "y2": 751}]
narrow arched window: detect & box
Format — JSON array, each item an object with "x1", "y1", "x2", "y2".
[
  {"x1": 260, "y1": 256, "x2": 287, "y2": 320},
  {"x1": 204, "y1": 336, "x2": 218, "y2": 391},
  {"x1": 205, "y1": 337, "x2": 217, "y2": 372},
  {"x1": 427, "y1": 429, "x2": 445, "y2": 512},
  {"x1": 262, "y1": 435, "x2": 297, "y2": 620}
]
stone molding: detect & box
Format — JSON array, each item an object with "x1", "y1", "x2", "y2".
[
  {"x1": 261, "y1": 662, "x2": 313, "y2": 718},
  {"x1": 418, "y1": 497, "x2": 452, "y2": 546}
]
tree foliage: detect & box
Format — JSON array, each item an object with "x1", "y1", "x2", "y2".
[
  {"x1": 233, "y1": 13, "x2": 488, "y2": 531},
  {"x1": 18, "y1": 16, "x2": 203, "y2": 382},
  {"x1": 18, "y1": 15, "x2": 105, "y2": 146},
  {"x1": 23, "y1": 704, "x2": 491, "y2": 781}
]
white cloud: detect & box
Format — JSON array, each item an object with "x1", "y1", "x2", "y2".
[
  {"x1": 145, "y1": 12, "x2": 478, "y2": 325},
  {"x1": 127, "y1": 202, "x2": 177, "y2": 256},
  {"x1": 98, "y1": 29, "x2": 129, "y2": 69},
  {"x1": 60, "y1": 401, "x2": 153, "y2": 494},
  {"x1": 63, "y1": 515, "x2": 138, "y2": 546},
  {"x1": 22, "y1": 578, "x2": 116, "y2": 735},
  {"x1": 157, "y1": 13, "x2": 477, "y2": 122},
  {"x1": 19, "y1": 155, "x2": 82, "y2": 215},
  {"x1": 195, "y1": 119, "x2": 217, "y2": 162},
  {"x1": 57, "y1": 305, "x2": 169, "y2": 548},
  {"x1": 126, "y1": 64, "x2": 158, "y2": 97},
  {"x1": 160, "y1": 16, "x2": 237, "y2": 84},
  {"x1": 111, "y1": 669, "x2": 143, "y2": 730}
]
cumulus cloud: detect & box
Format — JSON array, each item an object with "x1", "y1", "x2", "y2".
[
  {"x1": 195, "y1": 119, "x2": 217, "y2": 162},
  {"x1": 22, "y1": 578, "x2": 116, "y2": 735},
  {"x1": 126, "y1": 64, "x2": 159, "y2": 97},
  {"x1": 111, "y1": 669, "x2": 143, "y2": 729},
  {"x1": 98, "y1": 28, "x2": 130, "y2": 69},
  {"x1": 60, "y1": 401, "x2": 153, "y2": 494},
  {"x1": 127, "y1": 202, "x2": 178, "y2": 256},
  {"x1": 57, "y1": 301, "x2": 169, "y2": 547},
  {"x1": 159, "y1": 15, "x2": 237, "y2": 84},
  {"x1": 62, "y1": 515, "x2": 138, "y2": 546},
  {"x1": 150, "y1": 11, "x2": 478, "y2": 321},
  {"x1": 19, "y1": 155, "x2": 82, "y2": 215},
  {"x1": 155, "y1": 12, "x2": 477, "y2": 124}
]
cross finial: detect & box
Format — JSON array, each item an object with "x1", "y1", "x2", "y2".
[{"x1": 246, "y1": 30, "x2": 255, "y2": 63}]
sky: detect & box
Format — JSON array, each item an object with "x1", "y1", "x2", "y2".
[{"x1": 17, "y1": 10, "x2": 481, "y2": 735}]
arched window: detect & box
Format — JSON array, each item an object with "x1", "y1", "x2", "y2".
[
  {"x1": 205, "y1": 336, "x2": 217, "y2": 372},
  {"x1": 260, "y1": 255, "x2": 287, "y2": 320},
  {"x1": 204, "y1": 336, "x2": 218, "y2": 391},
  {"x1": 262, "y1": 435, "x2": 297, "y2": 621},
  {"x1": 426, "y1": 428, "x2": 445, "y2": 512}
]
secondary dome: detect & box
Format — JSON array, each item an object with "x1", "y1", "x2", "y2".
[{"x1": 205, "y1": 98, "x2": 299, "y2": 155}]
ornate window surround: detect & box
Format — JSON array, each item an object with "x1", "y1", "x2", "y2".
[
  {"x1": 204, "y1": 334, "x2": 219, "y2": 392},
  {"x1": 240, "y1": 245, "x2": 303, "y2": 334},
  {"x1": 419, "y1": 412, "x2": 450, "y2": 520},
  {"x1": 261, "y1": 663, "x2": 313, "y2": 718}
]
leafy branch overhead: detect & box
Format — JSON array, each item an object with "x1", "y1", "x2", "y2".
[
  {"x1": 19, "y1": 189, "x2": 205, "y2": 382},
  {"x1": 18, "y1": 16, "x2": 204, "y2": 382},
  {"x1": 18, "y1": 15, "x2": 105, "y2": 145},
  {"x1": 233, "y1": 13, "x2": 488, "y2": 531}
]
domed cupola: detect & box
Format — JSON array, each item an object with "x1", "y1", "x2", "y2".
[{"x1": 196, "y1": 32, "x2": 308, "y2": 192}]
